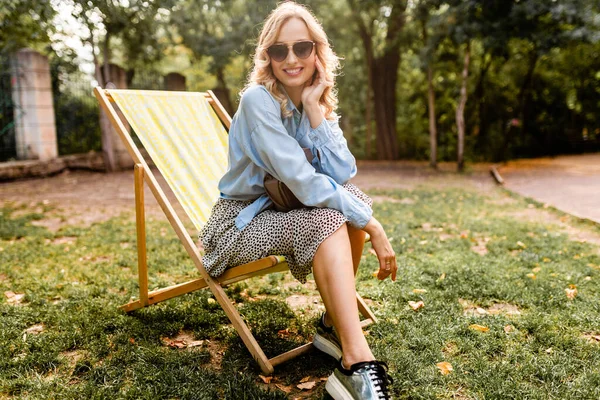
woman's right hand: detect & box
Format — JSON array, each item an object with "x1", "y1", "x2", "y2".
[{"x1": 363, "y1": 218, "x2": 397, "y2": 281}]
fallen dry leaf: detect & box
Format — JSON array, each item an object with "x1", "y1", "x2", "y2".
[
  {"x1": 475, "y1": 307, "x2": 488, "y2": 315},
  {"x1": 436, "y1": 361, "x2": 453, "y2": 375},
  {"x1": 412, "y1": 289, "x2": 427, "y2": 294},
  {"x1": 297, "y1": 381, "x2": 316, "y2": 390},
  {"x1": 516, "y1": 241, "x2": 526, "y2": 248},
  {"x1": 471, "y1": 242, "x2": 488, "y2": 256},
  {"x1": 438, "y1": 273, "x2": 446, "y2": 281},
  {"x1": 504, "y1": 325, "x2": 515, "y2": 333},
  {"x1": 161, "y1": 337, "x2": 187, "y2": 349},
  {"x1": 24, "y1": 324, "x2": 44, "y2": 335},
  {"x1": 299, "y1": 376, "x2": 311, "y2": 383},
  {"x1": 275, "y1": 384, "x2": 292, "y2": 394},
  {"x1": 408, "y1": 300, "x2": 424, "y2": 311},
  {"x1": 545, "y1": 347, "x2": 553, "y2": 354},
  {"x1": 584, "y1": 276, "x2": 592, "y2": 281},
  {"x1": 259, "y1": 375, "x2": 273, "y2": 384},
  {"x1": 277, "y1": 329, "x2": 291, "y2": 338},
  {"x1": 129, "y1": 338, "x2": 135, "y2": 344},
  {"x1": 565, "y1": 286, "x2": 577, "y2": 300},
  {"x1": 469, "y1": 324, "x2": 489, "y2": 333},
  {"x1": 5, "y1": 291, "x2": 25, "y2": 304},
  {"x1": 583, "y1": 333, "x2": 600, "y2": 342},
  {"x1": 187, "y1": 340, "x2": 204, "y2": 348}
]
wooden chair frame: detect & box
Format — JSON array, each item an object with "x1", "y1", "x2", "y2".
[{"x1": 93, "y1": 87, "x2": 377, "y2": 375}]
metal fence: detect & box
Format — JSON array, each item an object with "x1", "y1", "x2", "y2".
[{"x1": 51, "y1": 63, "x2": 102, "y2": 156}]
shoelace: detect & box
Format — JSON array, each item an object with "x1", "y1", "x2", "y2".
[{"x1": 365, "y1": 361, "x2": 393, "y2": 399}]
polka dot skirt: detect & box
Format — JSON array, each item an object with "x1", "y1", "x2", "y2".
[{"x1": 199, "y1": 182, "x2": 373, "y2": 283}]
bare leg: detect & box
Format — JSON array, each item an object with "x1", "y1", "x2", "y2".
[
  {"x1": 313, "y1": 223, "x2": 374, "y2": 367},
  {"x1": 323, "y1": 223, "x2": 365, "y2": 327},
  {"x1": 348, "y1": 223, "x2": 367, "y2": 276}
]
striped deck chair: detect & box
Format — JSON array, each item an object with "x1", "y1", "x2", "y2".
[{"x1": 93, "y1": 87, "x2": 377, "y2": 375}]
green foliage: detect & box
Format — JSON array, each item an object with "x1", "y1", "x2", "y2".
[
  {"x1": 50, "y1": 57, "x2": 102, "y2": 156},
  {"x1": 4, "y1": 0, "x2": 600, "y2": 161},
  {"x1": 0, "y1": 0, "x2": 55, "y2": 54}
]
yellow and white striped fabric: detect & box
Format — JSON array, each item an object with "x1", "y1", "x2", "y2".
[{"x1": 109, "y1": 89, "x2": 228, "y2": 231}]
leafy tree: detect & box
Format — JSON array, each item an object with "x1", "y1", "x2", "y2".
[
  {"x1": 0, "y1": 0, "x2": 56, "y2": 55},
  {"x1": 171, "y1": 0, "x2": 276, "y2": 114},
  {"x1": 69, "y1": 0, "x2": 171, "y2": 86},
  {"x1": 346, "y1": 0, "x2": 408, "y2": 160},
  {"x1": 499, "y1": 0, "x2": 598, "y2": 160},
  {"x1": 69, "y1": 0, "x2": 173, "y2": 171},
  {"x1": 414, "y1": 0, "x2": 444, "y2": 168}
]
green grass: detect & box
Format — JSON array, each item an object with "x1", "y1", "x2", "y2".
[{"x1": 1, "y1": 184, "x2": 600, "y2": 399}]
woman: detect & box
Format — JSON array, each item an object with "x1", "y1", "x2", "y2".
[{"x1": 200, "y1": 2, "x2": 397, "y2": 399}]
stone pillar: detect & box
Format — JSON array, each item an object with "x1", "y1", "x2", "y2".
[
  {"x1": 11, "y1": 49, "x2": 58, "y2": 161},
  {"x1": 164, "y1": 72, "x2": 186, "y2": 91},
  {"x1": 99, "y1": 63, "x2": 134, "y2": 171}
]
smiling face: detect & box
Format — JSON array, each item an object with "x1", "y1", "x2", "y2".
[{"x1": 269, "y1": 17, "x2": 316, "y2": 95}]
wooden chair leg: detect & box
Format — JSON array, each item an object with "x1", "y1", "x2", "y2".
[
  {"x1": 134, "y1": 164, "x2": 149, "y2": 306},
  {"x1": 357, "y1": 292, "x2": 377, "y2": 324}
]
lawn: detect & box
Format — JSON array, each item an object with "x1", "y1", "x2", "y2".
[{"x1": 1, "y1": 182, "x2": 600, "y2": 399}]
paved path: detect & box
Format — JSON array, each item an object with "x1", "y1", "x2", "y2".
[{"x1": 498, "y1": 153, "x2": 600, "y2": 224}]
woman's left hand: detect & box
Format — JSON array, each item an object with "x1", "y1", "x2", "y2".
[{"x1": 301, "y1": 57, "x2": 333, "y2": 107}]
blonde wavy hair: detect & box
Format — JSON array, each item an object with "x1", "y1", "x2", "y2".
[{"x1": 244, "y1": 1, "x2": 341, "y2": 120}]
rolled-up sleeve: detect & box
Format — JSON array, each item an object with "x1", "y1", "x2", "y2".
[
  {"x1": 308, "y1": 116, "x2": 357, "y2": 184},
  {"x1": 238, "y1": 87, "x2": 372, "y2": 228}
]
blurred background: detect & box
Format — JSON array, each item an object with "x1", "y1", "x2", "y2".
[{"x1": 1, "y1": 0, "x2": 599, "y2": 173}]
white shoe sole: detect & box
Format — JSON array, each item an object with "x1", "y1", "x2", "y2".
[
  {"x1": 325, "y1": 373, "x2": 354, "y2": 400},
  {"x1": 313, "y1": 332, "x2": 343, "y2": 359}
]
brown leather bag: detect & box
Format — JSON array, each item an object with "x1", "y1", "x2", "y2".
[{"x1": 264, "y1": 148, "x2": 315, "y2": 212}]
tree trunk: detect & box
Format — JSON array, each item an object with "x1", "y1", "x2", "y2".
[
  {"x1": 365, "y1": 74, "x2": 373, "y2": 159},
  {"x1": 518, "y1": 51, "x2": 538, "y2": 146},
  {"x1": 102, "y1": 34, "x2": 111, "y2": 86},
  {"x1": 422, "y1": 20, "x2": 437, "y2": 168},
  {"x1": 474, "y1": 54, "x2": 492, "y2": 155},
  {"x1": 427, "y1": 66, "x2": 437, "y2": 168},
  {"x1": 126, "y1": 69, "x2": 135, "y2": 88},
  {"x1": 456, "y1": 41, "x2": 470, "y2": 172},
  {"x1": 502, "y1": 49, "x2": 538, "y2": 161},
  {"x1": 350, "y1": 0, "x2": 405, "y2": 160},
  {"x1": 99, "y1": 34, "x2": 118, "y2": 172},
  {"x1": 371, "y1": 49, "x2": 400, "y2": 160},
  {"x1": 215, "y1": 67, "x2": 234, "y2": 115}
]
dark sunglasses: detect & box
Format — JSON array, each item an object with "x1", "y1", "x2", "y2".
[{"x1": 267, "y1": 41, "x2": 315, "y2": 62}]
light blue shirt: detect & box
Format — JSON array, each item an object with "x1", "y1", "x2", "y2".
[{"x1": 218, "y1": 84, "x2": 372, "y2": 230}]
